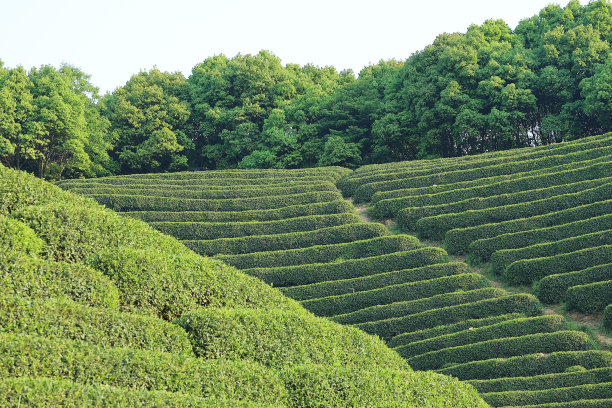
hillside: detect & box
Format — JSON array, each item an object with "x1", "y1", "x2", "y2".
[
  {"x1": 0, "y1": 163, "x2": 490, "y2": 407},
  {"x1": 59, "y1": 136, "x2": 612, "y2": 408}
]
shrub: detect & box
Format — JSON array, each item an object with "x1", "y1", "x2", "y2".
[
  {"x1": 469, "y1": 214, "x2": 612, "y2": 263},
  {"x1": 503, "y1": 245, "x2": 612, "y2": 285},
  {"x1": 388, "y1": 313, "x2": 523, "y2": 348},
  {"x1": 0, "y1": 256, "x2": 119, "y2": 309},
  {"x1": 437, "y1": 350, "x2": 612, "y2": 380},
  {"x1": 216, "y1": 235, "x2": 420, "y2": 270},
  {"x1": 481, "y1": 382, "x2": 612, "y2": 407},
  {"x1": 301, "y1": 273, "x2": 490, "y2": 317},
  {"x1": 334, "y1": 287, "x2": 507, "y2": 327},
  {"x1": 0, "y1": 332, "x2": 287, "y2": 404},
  {"x1": 184, "y1": 223, "x2": 388, "y2": 256},
  {"x1": 247, "y1": 247, "x2": 449, "y2": 287},
  {"x1": 0, "y1": 377, "x2": 270, "y2": 408},
  {"x1": 468, "y1": 367, "x2": 612, "y2": 393},
  {"x1": 604, "y1": 304, "x2": 612, "y2": 330},
  {"x1": 122, "y1": 200, "x2": 354, "y2": 223},
  {"x1": 355, "y1": 293, "x2": 541, "y2": 340},
  {"x1": 408, "y1": 330, "x2": 590, "y2": 371},
  {"x1": 370, "y1": 160, "x2": 612, "y2": 219},
  {"x1": 0, "y1": 215, "x2": 42, "y2": 260},
  {"x1": 396, "y1": 176, "x2": 611, "y2": 231},
  {"x1": 89, "y1": 191, "x2": 343, "y2": 212},
  {"x1": 281, "y1": 262, "x2": 469, "y2": 301},
  {"x1": 0, "y1": 295, "x2": 193, "y2": 355},
  {"x1": 566, "y1": 280, "x2": 612, "y2": 314},
  {"x1": 534, "y1": 264, "x2": 612, "y2": 304},
  {"x1": 279, "y1": 364, "x2": 488, "y2": 408},
  {"x1": 396, "y1": 315, "x2": 566, "y2": 359},
  {"x1": 175, "y1": 307, "x2": 409, "y2": 371},
  {"x1": 66, "y1": 182, "x2": 337, "y2": 200},
  {"x1": 0, "y1": 164, "x2": 66, "y2": 216},
  {"x1": 491, "y1": 229, "x2": 612, "y2": 275},
  {"x1": 353, "y1": 144, "x2": 612, "y2": 202},
  {"x1": 416, "y1": 182, "x2": 612, "y2": 240},
  {"x1": 150, "y1": 213, "x2": 360, "y2": 240},
  {"x1": 86, "y1": 247, "x2": 299, "y2": 320}
]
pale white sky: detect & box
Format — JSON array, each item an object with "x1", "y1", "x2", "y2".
[{"x1": 0, "y1": 0, "x2": 591, "y2": 94}]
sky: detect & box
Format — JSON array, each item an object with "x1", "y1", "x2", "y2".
[{"x1": 0, "y1": 0, "x2": 591, "y2": 94}]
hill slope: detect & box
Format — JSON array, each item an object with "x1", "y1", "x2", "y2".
[{"x1": 0, "y1": 163, "x2": 489, "y2": 407}]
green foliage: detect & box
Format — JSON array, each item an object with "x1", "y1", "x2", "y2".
[
  {"x1": 185, "y1": 223, "x2": 388, "y2": 256},
  {"x1": 301, "y1": 273, "x2": 490, "y2": 317},
  {"x1": 0, "y1": 256, "x2": 120, "y2": 309},
  {"x1": 396, "y1": 315, "x2": 567, "y2": 359},
  {"x1": 217, "y1": 235, "x2": 420, "y2": 270},
  {"x1": 0, "y1": 215, "x2": 42, "y2": 259},
  {"x1": 86, "y1": 247, "x2": 299, "y2": 320},
  {"x1": 469, "y1": 367, "x2": 612, "y2": 393},
  {"x1": 0, "y1": 377, "x2": 271, "y2": 408},
  {"x1": 408, "y1": 330, "x2": 590, "y2": 371},
  {"x1": 175, "y1": 307, "x2": 409, "y2": 370},
  {"x1": 246, "y1": 247, "x2": 449, "y2": 287},
  {"x1": 437, "y1": 350, "x2": 612, "y2": 380},
  {"x1": 503, "y1": 245, "x2": 612, "y2": 285},
  {"x1": 566, "y1": 280, "x2": 612, "y2": 314},
  {"x1": 534, "y1": 264, "x2": 612, "y2": 304},
  {"x1": 282, "y1": 262, "x2": 469, "y2": 301},
  {"x1": 0, "y1": 332, "x2": 287, "y2": 405},
  {"x1": 150, "y1": 213, "x2": 360, "y2": 240},
  {"x1": 604, "y1": 304, "x2": 612, "y2": 330},
  {"x1": 0, "y1": 295, "x2": 193, "y2": 354},
  {"x1": 355, "y1": 292, "x2": 541, "y2": 340},
  {"x1": 481, "y1": 382, "x2": 612, "y2": 407}
]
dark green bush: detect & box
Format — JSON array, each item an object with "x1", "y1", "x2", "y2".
[
  {"x1": 491, "y1": 229, "x2": 612, "y2": 275},
  {"x1": 469, "y1": 367, "x2": 612, "y2": 393},
  {"x1": 282, "y1": 262, "x2": 469, "y2": 301},
  {"x1": 0, "y1": 256, "x2": 119, "y2": 309},
  {"x1": 334, "y1": 287, "x2": 507, "y2": 327},
  {"x1": 175, "y1": 307, "x2": 409, "y2": 371},
  {"x1": 437, "y1": 350, "x2": 612, "y2": 380},
  {"x1": 498, "y1": 399, "x2": 612, "y2": 408},
  {"x1": 217, "y1": 235, "x2": 420, "y2": 270},
  {"x1": 604, "y1": 304, "x2": 612, "y2": 330},
  {"x1": 534, "y1": 264, "x2": 612, "y2": 304},
  {"x1": 150, "y1": 213, "x2": 360, "y2": 240},
  {"x1": 353, "y1": 144, "x2": 612, "y2": 202},
  {"x1": 503, "y1": 245, "x2": 612, "y2": 285},
  {"x1": 280, "y1": 364, "x2": 488, "y2": 408},
  {"x1": 301, "y1": 273, "x2": 490, "y2": 317},
  {"x1": 247, "y1": 247, "x2": 449, "y2": 287},
  {"x1": 0, "y1": 332, "x2": 287, "y2": 405},
  {"x1": 0, "y1": 295, "x2": 193, "y2": 354},
  {"x1": 355, "y1": 293, "x2": 541, "y2": 340},
  {"x1": 397, "y1": 176, "x2": 611, "y2": 231},
  {"x1": 408, "y1": 330, "x2": 590, "y2": 371},
  {"x1": 122, "y1": 200, "x2": 354, "y2": 223},
  {"x1": 566, "y1": 280, "x2": 612, "y2": 314},
  {"x1": 66, "y1": 181, "x2": 337, "y2": 200},
  {"x1": 185, "y1": 223, "x2": 388, "y2": 256},
  {"x1": 396, "y1": 315, "x2": 566, "y2": 359},
  {"x1": 469, "y1": 214, "x2": 612, "y2": 263},
  {"x1": 445, "y1": 199, "x2": 612, "y2": 254},
  {"x1": 0, "y1": 377, "x2": 271, "y2": 408},
  {"x1": 416, "y1": 182, "x2": 612, "y2": 240},
  {"x1": 481, "y1": 382, "x2": 612, "y2": 407},
  {"x1": 90, "y1": 191, "x2": 343, "y2": 212},
  {"x1": 388, "y1": 313, "x2": 523, "y2": 348},
  {"x1": 86, "y1": 247, "x2": 299, "y2": 320},
  {"x1": 371, "y1": 160, "x2": 612, "y2": 219}
]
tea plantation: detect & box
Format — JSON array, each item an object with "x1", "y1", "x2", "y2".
[
  {"x1": 0, "y1": 164, "x2": 491, "y2": 407},
  {"x1": 59, "y1": 135, "x2": 612, "y2": 408}
]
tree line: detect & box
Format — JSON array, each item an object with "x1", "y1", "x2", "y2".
[{"x1": 0, "y1": 0, "x2": 610, "y2": 179}]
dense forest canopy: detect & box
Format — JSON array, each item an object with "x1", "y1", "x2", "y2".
[{"x1": 0, "y1": 0, "x2": 610, "y2": 178}]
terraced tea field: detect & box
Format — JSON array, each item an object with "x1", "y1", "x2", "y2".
[{"x1": 60, "y1": 136, "x2": 612, "y2": 408}]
